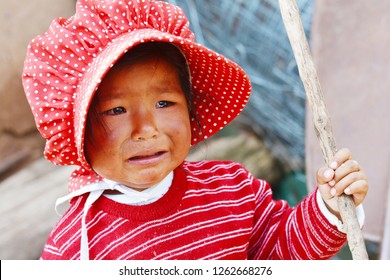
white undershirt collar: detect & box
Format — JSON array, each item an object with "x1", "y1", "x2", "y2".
[{"x1": 102, "y1": 172, "x2": 173, "y2": 205}]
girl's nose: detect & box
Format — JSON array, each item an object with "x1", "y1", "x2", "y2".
[{"x1": 130, "y1": 109, "x2": 159, "y2": 141}]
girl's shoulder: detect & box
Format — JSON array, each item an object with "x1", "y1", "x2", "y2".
[
  {"x1": 182, "y1": 159, "x2": 247, "y2": 173},
  {"x1": 181, "y1": 159, "x2": 269, "y2": 192},
  {"x1": 180, "y1": 160, "x2": 270, "y2": 202},
  {"x1": 180, "y1": 160, "x2": 255, "y2": 182}
]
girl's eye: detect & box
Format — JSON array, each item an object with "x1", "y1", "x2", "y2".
[
  {"x1": 156, "y1": 101, "x2": 173, "y2": 108},
  {"x1": 104, "y1": 107, "x2": 126, "y2": 116}
]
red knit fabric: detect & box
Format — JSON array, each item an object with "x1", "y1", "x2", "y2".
[{"x1": 41, "y1": 161, "x2": 346, "y2": 260}]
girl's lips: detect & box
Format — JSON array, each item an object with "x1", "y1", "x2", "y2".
[{"x1": 127, "y1": 151, "x2": 167, "y2": 165}]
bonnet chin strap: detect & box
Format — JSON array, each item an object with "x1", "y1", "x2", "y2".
[{"x1": 55, "y1": 181, "x2": 145, "y2": 260}]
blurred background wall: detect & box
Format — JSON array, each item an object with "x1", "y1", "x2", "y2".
[
  {"x1": 0, "y1": 0, "x2": 76, "y2": 259},
  {"x1": 0, "y1": 0, "x2": 75, "y2": 179},
  {"x1": 306, "y1": 0, "x2": 390, "y2": 259}
]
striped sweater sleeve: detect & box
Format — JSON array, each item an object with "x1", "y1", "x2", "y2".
[
  {"x1": 40, "y1": 196, "x2": 85, "y2": 260},
  {"x1": 41, "y1": 236, "x2": 63, "y2": 260},
  {"x1": 246, "y1": 172, "x2": 347, "y2": 260}
]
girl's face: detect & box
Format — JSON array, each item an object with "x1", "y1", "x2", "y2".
[{"x1": 85, "y1": 56, "x2": 191, "y2": 190}]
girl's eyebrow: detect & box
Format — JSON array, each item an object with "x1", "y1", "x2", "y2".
[
  {"x1": 95, "y1": 88, "x2": 127, "y2": 102},
  {"x1": 96, "y1": 86, "x2": 183, "y2": 104},
  {"x1": 150, "y1": 76, "x2": 185, "y2": 92}
]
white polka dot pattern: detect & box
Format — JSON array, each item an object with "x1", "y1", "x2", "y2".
[{"x1": 22, "y1": 0, "x2": 252, "y2": 192}]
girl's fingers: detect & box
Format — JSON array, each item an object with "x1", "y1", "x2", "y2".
[
  {"x1": 317, "y1": 166, "x2": 335, "y2": 185},
  {"x1": 318, "y1": 183, "x2": 333, "y2": 201},
  {"x1": 341, "y1": 179, "x2": 368, "y2": 206},
  {"x1": 329, "y1": 147, "x2": 353, "y2": 170},
  {"x1": 332, "y1": 171, "x2": 365, "y2": 193},
  {"x1": 333, "y1": 159, "x2": 361, "y2": 182},
  {"x1": 331, "y1": 172, "x2": 368, "y2": 198},
  {"x1": 317, "y1": 147, "x2": 369, "y2": 210},
  {"x1": 317, "y1": 148, "x2": 354, "y2": 186}
]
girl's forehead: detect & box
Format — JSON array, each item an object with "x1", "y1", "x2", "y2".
[{"x1": 95, "y1": 57, "x2": 182, "y2": 100}]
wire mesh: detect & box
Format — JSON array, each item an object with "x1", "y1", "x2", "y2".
[{"x1": 165, "y1": 0, "x2": 314, "y2": 170}]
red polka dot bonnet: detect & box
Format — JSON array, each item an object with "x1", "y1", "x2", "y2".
[{"x1": 22, "y1": 0, "x2": 252, "y2": 192}]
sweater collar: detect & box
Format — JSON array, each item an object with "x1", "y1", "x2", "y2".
[
  {"x1": 93, "y1": 166, "x2": 188, "y2": 222},
  {"x1": 102, "y1": 172, "x2": 173, "y2": 205}
]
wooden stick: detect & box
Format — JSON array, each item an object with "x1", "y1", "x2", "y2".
[{"x1": 278, "y1": 0, "x2": 368, "y2": 260}]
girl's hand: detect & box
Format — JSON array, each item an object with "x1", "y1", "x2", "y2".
[{"x1": 316, "y1": 148, "x2": 368, "y2": 219}]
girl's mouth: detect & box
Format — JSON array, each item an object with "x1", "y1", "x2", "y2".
[
  {"x1": 127, "y1": 151, "x2": 167, "y2": 165},
  {"x1": 129, "y1": 151, "x2": 165, "y2": 160}
]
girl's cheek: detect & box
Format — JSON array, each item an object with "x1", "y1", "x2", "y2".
[{"x1": 104, "y1": 126, "x2": 128, "y2": 143}]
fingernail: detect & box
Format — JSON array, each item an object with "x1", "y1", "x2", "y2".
[
  {"x1": 329, "y1": 180, "x2": 336, "y2": 187},
  {"x1": 344, "y1": 187, "x2": 351, "y2": 195},
  {"x1": 330, "y1": 161, "x2": 338, "y2": 169},
  {"x1": 331, "y1": 188, "x2": 336, "y2": 196},
  {"x1": 324, "y1": 169, "x2": 332, "y2": 179}
]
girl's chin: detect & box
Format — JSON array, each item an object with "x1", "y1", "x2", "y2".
[
  {"x1": 123, "y1": 184, "x2": 153, "y2": 192},
  {"x1": 118, "y1": 176, "x2": 165, "y2": 191}
]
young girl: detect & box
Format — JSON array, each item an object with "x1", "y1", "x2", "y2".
[{"x1": 22, "y1": 0, "x2": 368, "y2": 260}]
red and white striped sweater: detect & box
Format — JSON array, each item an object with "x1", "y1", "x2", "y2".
[{"x1": 41, "y1": 160, "x2": 346, "y2": 260}]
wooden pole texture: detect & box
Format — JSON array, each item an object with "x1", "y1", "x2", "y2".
[{"x1": 278, "y1": 0, "x2": 368, "y2": 260}]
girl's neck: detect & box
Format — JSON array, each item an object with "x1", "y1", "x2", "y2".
[{"x1": 102, "y1": 172, "x2": 174, "y2": 205}]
